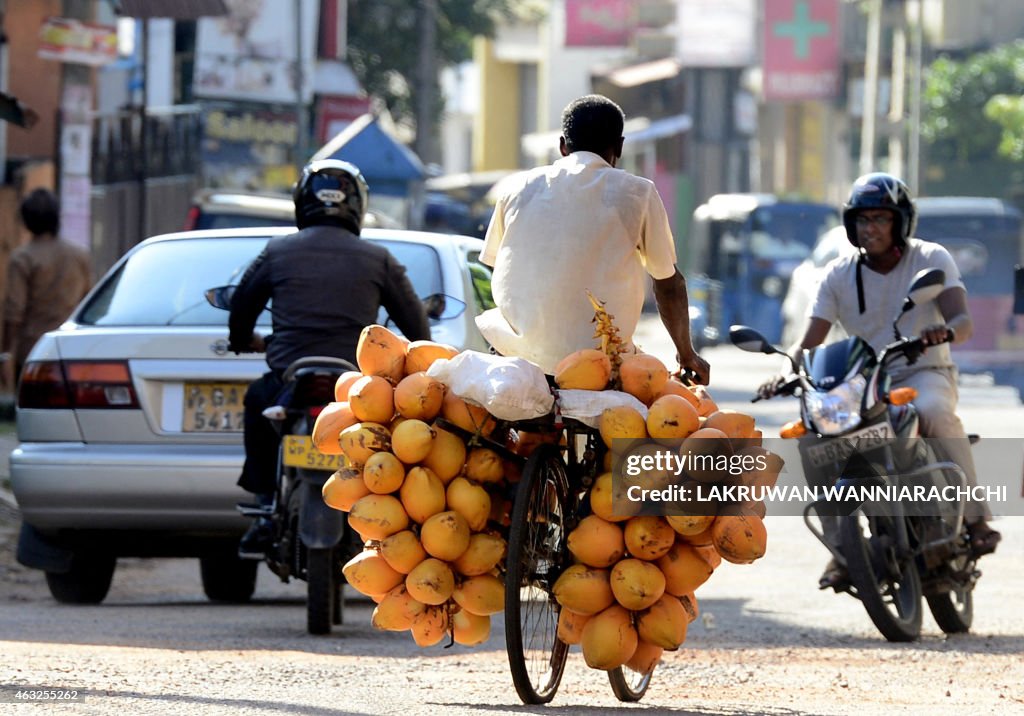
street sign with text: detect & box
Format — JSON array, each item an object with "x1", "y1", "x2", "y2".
[{"x1": 763, "y1": 0, "x2": 840, "y2": 101}]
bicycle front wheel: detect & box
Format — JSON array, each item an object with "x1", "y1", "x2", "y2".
[{"x1": 504, "y1": 443, "x2": 571, "y2": 705}]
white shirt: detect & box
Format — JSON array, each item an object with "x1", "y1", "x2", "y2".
[
  {"x1": 810, "y1": 237, "x2": 964, "y2": 372},
  {"x1": 477, "y1": 152, "x2": 677, "y2": 373}
]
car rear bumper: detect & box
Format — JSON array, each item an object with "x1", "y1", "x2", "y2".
[{"x1": 10, "y1": 442, "x2": 252, "y2": 532}]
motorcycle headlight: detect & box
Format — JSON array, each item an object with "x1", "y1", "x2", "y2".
[{"x1": 805, "y1": 374, "x2": 866, "y2": 435}]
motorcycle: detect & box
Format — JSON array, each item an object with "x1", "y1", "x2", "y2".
[
  {"x1": 206, "y1": 286, "x2": 360, "y2": 635},
  {"x1": 729, "y1": 268, "x2": 980, "y2": 642}
]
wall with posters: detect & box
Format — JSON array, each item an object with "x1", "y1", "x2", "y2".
[{"x1": 192, "y1": 0, "x2": 320, "y2": 105}]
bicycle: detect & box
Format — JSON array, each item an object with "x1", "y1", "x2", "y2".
[{"x1": 499, "y1": 411, "x2": 654, "y2": 704}]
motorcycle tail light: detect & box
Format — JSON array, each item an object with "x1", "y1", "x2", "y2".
[{"x1": 888, "y1": 387, "x2": 917, "y2": 405}]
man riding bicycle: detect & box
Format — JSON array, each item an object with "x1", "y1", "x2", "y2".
[{"x1": 476, "y1": 94, "x2": 710, "y2": 384}]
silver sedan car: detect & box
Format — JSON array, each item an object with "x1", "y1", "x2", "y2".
[{"x1": 10, "y1": 227, "x2": 491, "y2": 604}]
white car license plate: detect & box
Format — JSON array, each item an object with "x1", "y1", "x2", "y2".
[
  {"x1": 182, "y1": 382, "x2": 247, "y2": 432},
  {"x1": 282, "y1": 435, "x2": 344, "y2": 472},
  {"x1": 806, "y1": 422, "x2": 896, "y2": 468}
]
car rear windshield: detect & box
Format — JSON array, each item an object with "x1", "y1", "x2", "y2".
[
  {"x1": 375, "y1": 239, "x2": 444, "y2": 298},
  {"x1": 194, "y1": 212, "x2": 294, "y2": 231},
  {"x1": 79, "y1": 237, "x2": 271, "y2": 326}
]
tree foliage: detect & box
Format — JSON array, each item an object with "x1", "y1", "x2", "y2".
[
  {"x1": 346, "y1": 0, "x2": 519, "y2": 130},
  {"x1": 921, "y1": 40, "x2": 1024, "y2": 164},
  {"x1": 984, "y1": 94, "x2": 1024, "y2": 162}
]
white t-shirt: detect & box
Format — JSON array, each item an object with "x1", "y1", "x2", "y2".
[
  {"x1": 809, "y1": 237, "x2": 964, "y2": 372},
  {"x1": 477, "y1": 151, "x2": 678, "y2": 373}
]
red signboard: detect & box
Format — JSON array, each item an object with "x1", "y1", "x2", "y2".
[
  {"x1": 565, "y1": 0, "x2": 634, "y2": 47},
  {"x1": 763, "y1": 0, "x2": 840, "y2": 101},
  {"x1": 316, "y1": 95, "x2": 372, "y2": 145}
]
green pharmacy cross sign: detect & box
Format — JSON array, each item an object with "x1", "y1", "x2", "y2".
[
  {"x1": 763, "y1": 0, "x2": 840, "y2": 101},
  {"x1": 774, "y1": 0, "x2": 830, "y2": 60}
]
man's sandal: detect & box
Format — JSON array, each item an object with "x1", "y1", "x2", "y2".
[
  {"x1": 966, "y1": 522, "x2": 1002, "y2": 557},
  {"x1": 818, "y1": 559, "x2": 849, "y2": 590}
]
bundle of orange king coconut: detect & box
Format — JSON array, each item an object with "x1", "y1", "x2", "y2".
[
  {"x1": 546, "y1": 292, "x2": 785, "y2": 672},
  {"x1": 314, "y1": 324, "x2": 520, "y2": 647}
]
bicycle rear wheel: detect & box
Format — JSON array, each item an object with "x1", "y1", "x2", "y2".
[
  {"x1": 505, "y1": 443, "x2": 571, "y2": 705},
  {"x1": 608, "y1": 664, "x2": 654, "y2": 702}
]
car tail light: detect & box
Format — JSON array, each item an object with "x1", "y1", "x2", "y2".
[
  {"x1": 183, "y1": 205, "x2": 200, "y2": 231},
  {"x1": 18, "y1": 360, "x2": 139, "y2": 409},
  {"x1": 18, "y1": 361, "x2": 71, "y2": 408}
]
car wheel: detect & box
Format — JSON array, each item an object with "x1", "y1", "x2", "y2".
[
  {"x1": 200, "y1": 553, "x2": 258, "y2": 603},
  {"x1": 45, "y1": 552, "x2": 116, "y2": 604}
]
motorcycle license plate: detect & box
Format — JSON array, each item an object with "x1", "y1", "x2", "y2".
[
  {"x1": 182, "y1": 382, "x2": 247, "y2": 432},
  {"x1": 282, "y1": 435, "x2": 344, "y2": 471},
  {"x1": 805, "y1": 423, "x2": 895, "y2": 468}
]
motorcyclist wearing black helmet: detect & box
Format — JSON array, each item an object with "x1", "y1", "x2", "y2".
[
  {"x1": 229, "y1": 159, "x2": 430, "y2": 557},
  {"x1": 761, "y1": 172, "x2": 1001, "y2": 587}
]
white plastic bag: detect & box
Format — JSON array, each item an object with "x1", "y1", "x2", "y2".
[
  {"x1": 557, "y1": 389, "x2": 648, "y2": 429},
  {"x1": 427, "y1": 350, "x2": 554, "y2": 421}
]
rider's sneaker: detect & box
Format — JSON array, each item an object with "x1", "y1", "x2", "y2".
[
  {"x1": 238, "y1": 518, "x2": 273, "y2": 560},
  {"x1": 818, "y1": 557, "x2": 849, "y2": 590}
]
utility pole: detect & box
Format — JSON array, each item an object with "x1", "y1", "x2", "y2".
[
  {"x1": 859, "y1": 0, "x2": 882, "y2": 176},
  {"x1": 415, "y1": 0, "x2": 437, "y2": 165},
  {"x1": 138, "y1": 18, "x2": 148, "y2": 245},
  {"x1": 907, "y1": 0, "x2": 924, "y2": 191},
  {"x1": 295, "y1": 0, "x2": 307, "y2": 172},
  {"x1": 887, "y1": 4, "x2": 906, "y2": 180}
]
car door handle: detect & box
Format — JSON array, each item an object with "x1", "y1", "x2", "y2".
[{"x1": 211, "y1": 339, "x2": 230, "y2": 356}]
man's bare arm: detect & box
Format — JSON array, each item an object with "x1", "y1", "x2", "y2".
[{"x1": 652, "y1": 270, "x2": 711, "y2": 385}]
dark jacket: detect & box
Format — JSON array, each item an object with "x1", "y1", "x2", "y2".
[{"x1": 228, "y1": 225, "x2": 431, "y2": 371}]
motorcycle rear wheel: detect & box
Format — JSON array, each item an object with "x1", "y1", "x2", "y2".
[
  {"x1": 841, "y1": 511, "x2": 922, "y2": 642},
  {"x1": 307, "y1": 547, "x2": 337, "y2": 635}
]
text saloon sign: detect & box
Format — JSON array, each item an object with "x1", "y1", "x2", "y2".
[{"x1": 763, "y1": 0, "x2": 840, "y2": 101}]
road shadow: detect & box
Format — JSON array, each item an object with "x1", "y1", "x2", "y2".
[
  {"x1": 2, "y1": 591, "x2": 1022, "y2": 659},
  {"x1": 440, "y1": 700, "x2": 824, "y2": 716}
]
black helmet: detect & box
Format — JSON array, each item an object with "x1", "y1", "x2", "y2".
[
  {"x1": 842, "y1": 172, "x2": 916, "y2": 248},
  {"x1": 293, "y1": 159, "x2": 369, "y2": 232}
]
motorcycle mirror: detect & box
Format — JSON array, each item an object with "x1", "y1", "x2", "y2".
[
  {"x1": 893, "y1": 268, "x2": 946, "y2": 338},
  {"x1": 423, "y1": 293, "x2": 466, "y2": 321},
  {"x1": 205, "y1": 285, "x2": 236, "y2": 311},
  {"x1": 729, "y1": 325, "x2": 780, "y2": 355},
  {"x1": 900, "y1": 268, "x2": 946, "y2": 313}
]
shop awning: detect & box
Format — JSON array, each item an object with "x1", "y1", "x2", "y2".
[
  {"x1": 110, "y1": 0, "x2": 228, "y2": 17},
  {"x1": 312, "y1": 114, "x2": 426, "y2": 197},
  {"x1": 600, "y1": 57, "x2": 682, "y2": 88},
  {"x1": 521, "y1": 113, "x2": 691, "y2": 159},
  {"x1": 0, "y1": 92, "x2": 38, "y2": 128},
  {"x1": 624, "y1": 113, "x2": 692, "y2": 144}
]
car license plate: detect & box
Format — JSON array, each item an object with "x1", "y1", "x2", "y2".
[
  {"x1": 183, "y1": 382, "x2": 247, "y2": 432},
  {"x1": 805, "y1": 423, "x2": 896, "y2": 468},
  {"x1": 282, "y1": 435, "x2": 344, "y2": 471}
]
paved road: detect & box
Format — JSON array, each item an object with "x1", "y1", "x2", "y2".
[{"x1": 1, "y1": 323, "x2": 1021, "y2": 715}]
